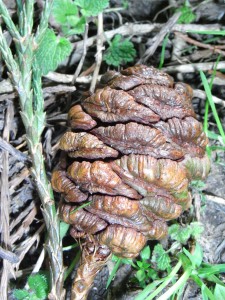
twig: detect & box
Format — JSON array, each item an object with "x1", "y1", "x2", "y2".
[
  {"x1": 45, "y1": 72, "x2": 100, "y2": 84},
  {"x1": 162, "y1": 61, "x2": 225, "y2": 73},
  {"x1": 0, "y1": 246, "x2": 19, "y2": 263},
  {"x1": 72, "y1": 23, "x2": 89, "y2": 85},
  {"x1": 138, "y1": 12, "x2": 181, "y2": 63},
  {"x1": 193, "y1": 89, "x2": 225, "y2": 107},
  {"x1": 67, "y1": 22, "x2": 223, "y2": 65},
  {"x1": 0, "y1": 137, "x2": 30, "y2": 163},
  {"x1": 90, "y1": 12, "x2": 104, "y2": 93},
  {"x1": 206, "y1": 195, "x2": 225, "y2": 206},
  {"x1": 0, "y1": 100, "x2": 15, "y2": 299},
  {"x1": 174, "y1": 31, "x2": 225, "y2": 56}
]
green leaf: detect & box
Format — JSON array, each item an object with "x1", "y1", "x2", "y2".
[
  {"x1": 151, "y1": 244, "x2": 171, "y2": 271},
  {"x1": 13, "y1": 289, "x2": 30, "y2": 300},
  {"x1": 214, "y1": 284, "x2": 225, "y2": 299},
  {"x1": 28, "y1": 274, "x2": 48, "y2": 299},
  {"x1": 103, "y1": 34, "x2": 136, "y2": 67},
  {"x1": 106, "y1": 258, "x2": 121, "y2": 289},
  {"x1": 183, "y1": 243, "x2": 203, "y2": 268},
  {"x1": 169, "y1": 224, "x2": 192, "y2": 244},
  {"x1": 62, "y1": 16, "x2": 86, "y2": 35},
  {"x1": 136, "y1": 269, "x2": 146, "y2": 282},
  {"x1": 53, "y1": 0, "x2": 78, "y2": 25},
  {"x1": 60, "y1": 221, "x2": 70, "y2": 239},
  {"x1": 189, "y1": 222, "x2": 204, "y2": 239},
  {"x1": 140, "y1": 246, "x2": 151, "y2": 261},
  {"x1": 35, "y1": 29, "x2": 72, "y2": 75},
  {"x1": 176, "y1": 4, "x2": 196, "y2": 24},
  {"x1": 74, "y1": 0, "x2": 109, "y2": 17},
  {"x1": 198, "y1": 264, "x2": 225, "y2": 278}
]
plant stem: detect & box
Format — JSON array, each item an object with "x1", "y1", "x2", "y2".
[
  {"x1": 157, "y1": 267, "x2": 192, "y2": 300},
  {"x1": 145, "y1": 260, "x2": 182, "y2": 300},
  {"x1": 0, "y1": 1, "x2": 65, "y2": 299}
]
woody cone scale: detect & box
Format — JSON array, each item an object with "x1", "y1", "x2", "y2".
[{"x1": 51, "y1": 65, "x2": 210, "y2": 299}]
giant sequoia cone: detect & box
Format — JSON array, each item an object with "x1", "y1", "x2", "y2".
[{"x1": 51, "y1": 65, "x2": 210, "y2": 299}]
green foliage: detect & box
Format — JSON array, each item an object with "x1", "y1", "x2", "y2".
[
  {"x1": 136, "y1": 243, "x2": 225, "y2": 300},
  {"x1": 59, "y1": 221, "x2": 70, "y2": 239},
  {"x1": 176, "y1": 1, "x2": 196, "y2": 24},
  {"x1": 151, "y1": 244, "x2": 171, "y2": 271},
  {"x1": 35, "y1": 28, "x2": 72, "y2": 75},
  {"x1": 13, "y1": 274, "x2": 49, "y2": 300},
  {"x1": 53, "y1": 0, "x2": 85, "y2": 35},
  {"x1": 103, "y1": 34, "x2": 136, "y2": 67},
  {"x1": 214, "y1": 284, "x2": 225, "y2": 298},
  {"x1": 52, "y1": 0, "x2": 109, "y2": 35},
  {"x1": 13, "y1": 290, "x2": 30, "y2": 300},
  {"x1": 74, "y1": 0, "x2": 109, "y2": 17},
  {"x1": 106, "y1": 254, "x2": 134, "y2": 288},
  {"x1": 169, "y1": 222, "x2": 204, "y2": 244}
]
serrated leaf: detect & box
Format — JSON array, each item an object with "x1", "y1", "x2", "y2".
[
  {"x1": 140, "y1": 246, "x2": 151, "y2": 261},
  {"x1": 176, "y1": 5, "x2": 196, "y2": 24},
  {"x1": 35, "y1": 29, "x2": 72, "y2": 75},
  {"x1": 169, "y1": 224, "x2": 192, "y2": 244},
  {"x1": 151, "y1": 244, "x2": 171, "y2": 271},
  {"x1": 190, "y1": 222, "x2": 204, "y2": 239},
  {"x1": 13, "y1": 289, "x2": 30, "y2": 300},
  {"x1": 75, "y1": 0, "x2": 109, "y2": 17},
  {"x1": 103, "y1": 34, "x2": 136, "y2": 67},
  {"x1": 214, "y1": 284, "x2": 225, "y2": 299},
  {"x1": 28, "y1": 274, "x2": 48, "y2": 299},
  {"x1": 53, "y1": 0, "x2": 78, "y2": 25},
  {"x1": 62, "y1": 16, "x2": 86, "y2": 35}
]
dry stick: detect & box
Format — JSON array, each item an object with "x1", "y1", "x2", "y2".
[
  {"x1": 174, "y1": 31, "x2": 225, "y2": 56},
  {"x1": 90, "y1": 12, "x2": 104, "y2": 93},
  {"x1": 0, "y1": 100, "x2": 15, "y2": 299},
  {"x1": 72, "y1": 23, "x2": 89, "y2": 85},
  {"x1": 72, "y1": 22, "x2": 223, "y2": 57},
  {"x1": 162, "y1": 61, "x2": 225, "y2": 73},
  {"x1": 138, "y1": 12, "x2": 181, "y2": 63},
  {"x1": 0, "y1": 136, "x2": 30, "y2": 162}
]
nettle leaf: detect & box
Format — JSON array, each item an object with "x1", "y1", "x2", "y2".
[
  {"x1": 35, "y1": 29, "x2": 72, "y2": 75},
  {"x1": 103, "y1": 34, "x2": 136, "y2": 67},
  {"x1": 169, "y1": 224, "x2": 192, "y2": 244},
  {"x1": 13, "y1": 289, "x2": 30, "y2": 300},
  {"x1": 176, "y1": 4, "x2": 196, "y2": 24},
  {"x1": 75, "y1": 0, "x2": 109, "y2": 17},
  {"x1": 151, "y1": 244, "x2": 171, "y2": 271},
  {"x1": 28, "y1": 274, "x2": 48, "y2": 299},
  {"x1": 190, "y1": 222, "x2": 204, "y2": 239},
  {"x1": 53, "y1": 0, "x2": 78, "y2": 25},
  {"x1": 62, "y1": 16, "x2": 86, "y2": 35}
]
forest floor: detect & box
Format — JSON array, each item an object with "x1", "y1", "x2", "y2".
[{"x1": 1, "y1": 0, "x2": 225, "y2": 299}]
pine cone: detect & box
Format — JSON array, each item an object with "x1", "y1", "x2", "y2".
[{"x1": 52, "y1": 65, "x2": 210, "y2": 299}]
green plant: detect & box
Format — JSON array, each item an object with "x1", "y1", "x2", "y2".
[
  {"x1": 13, "y1": 274, "x2": 49, "y2": 300},
  {"x1": 169, "y1": 222, "x2": 204, "y2": 245},
  {"x1": 0, "y1": 1, "x2": 66, "y2": 297},
  {"x1": 52, "y1": 0, "x2": 109, "y2": 36},
  {"x1": 135, "y1": 243, "x2": 225, "y2": 300},
  {"x1": 175, "y1": 0, "x2": 196, "y2": 24},
  {"x1": 103, "y1": 34, "x2": 136, "y2": 67}
]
